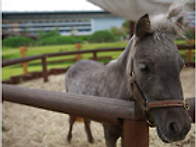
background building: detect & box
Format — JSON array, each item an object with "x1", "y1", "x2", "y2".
[{"x1": 2, "y1": 11, "x2": 125, "y2": 36}]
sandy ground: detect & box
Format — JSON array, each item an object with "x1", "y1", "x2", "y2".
[{"x1": 2, "y1": 67, "x2": 195, "y2": 147}]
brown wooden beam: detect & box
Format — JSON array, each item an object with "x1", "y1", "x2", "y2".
[
  {"x1": 2, "y1": 84, "x2": 195, "y2": 124},
  {"x1": 129, "y1": 21, "x2": 135, "y2": 38},
  {"x1": 2, "y1": 46, "x2": 194, "y2": 67},
  {"x1": 2, "y1": 54, "x2": 45, "y2": 67},
  {"x1": 123, "y1": 120, "x2": 149, "y2": 147},
  {"x1": 2, "y1": 84, "x2": 137, "y2": 125},
  {"x1": 41, "y1": 55, "x2": 48, "y2": 82}
]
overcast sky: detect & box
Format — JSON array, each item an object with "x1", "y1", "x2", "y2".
[{"x1": 2, "y1": 0, "x2": 103, "y2": 12}]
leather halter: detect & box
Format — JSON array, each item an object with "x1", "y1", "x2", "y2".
[{"x1": 129, "y1": 59, "x2": 190, "y2": 126}]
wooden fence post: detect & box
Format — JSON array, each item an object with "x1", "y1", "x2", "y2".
[
  {"x1": 19, "y1": 45, "x2": 28, "y2": 75},
  {"x1": 123, "y1": 120, "x2": 149, "y2": 147},
  {"x1": 186, "y1": 49, "x2": 194, "y2": 62},
  {"x1": 41, "y1": 55, "x2": 48, "y2": 82},
  {"x1": 129, "y1": 21, "x2": 135, "y2": 38},
  {"x1": 75, "y1": 42, "x2": 82, "y2": 61},
  {"x1": 93, "y1": 51, "x2": 98, "y2": 61}
]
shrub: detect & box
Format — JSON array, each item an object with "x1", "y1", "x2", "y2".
[
  {"x1": 37, "y1": 30, "x2": 84, "y2": 46},
  {"x1": 39, "y1": 31, "x2": 59, "y2": 39},
  {"x1": 37, "y1": 36, "x2": 80, "y2": 46},
  {"x1": 110, "y1": 26, "x2": 127, "y2": 40},
  {"x1": 184, "y1": 26, "x2": 195, "y2": 40},
  {"x1": 73, "y1": 35, "x2": 90, "y2": 42},
  {"x1": 88, "y1": 30, "x2": 117, "y2": 43},
  {"x1": 2, "y1": 36, "x2": 35, "y2": 48}
]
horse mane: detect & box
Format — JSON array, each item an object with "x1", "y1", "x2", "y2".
[{"x1": 150, "y1": 3, "x2": 188, "y2": 40}]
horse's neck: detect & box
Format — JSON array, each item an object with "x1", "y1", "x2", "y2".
[
  {"x1": 116, "y1": 36, "x2": 134, "y2": 69},
  {"x1": 106, "y1": 37, "x2": 134, "y2": 100}
]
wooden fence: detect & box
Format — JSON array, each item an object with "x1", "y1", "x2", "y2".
[
  {"x1": 2, "y1": 84, "x2": 195, "y2": 147},
  {"x1": 2, "y1": 45, "x2": 195, "y2": 146},
  {"x1": 2, "y1": 45, "x2": 195, "y2": 84}
]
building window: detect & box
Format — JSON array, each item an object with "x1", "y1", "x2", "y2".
[
  {"x1": 78, "y1": 29, "x2": 84, "y2": 32},
  {"x1": 65, "y1": 30, "x2": 71, "y2": 32}
]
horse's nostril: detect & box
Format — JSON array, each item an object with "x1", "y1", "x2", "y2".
[{"x1": 169, "y1": 122, "x2": 179, "y2": 135}]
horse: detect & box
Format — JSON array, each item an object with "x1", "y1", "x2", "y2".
[{"x1": 65, "y1": 3, "x2": 192, "y2": 147}]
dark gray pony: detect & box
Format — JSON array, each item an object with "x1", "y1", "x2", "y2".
[{"x1": 65, "y1": 3, "x2": 191, "y2": 147}]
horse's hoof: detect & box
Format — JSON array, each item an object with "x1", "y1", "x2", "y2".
[
  {"x1": 88, "y1": 138, "x2": 94, "y2": 144},
  {"x1": 67, "y1": 135, "x2": 72, "y2": 143}
]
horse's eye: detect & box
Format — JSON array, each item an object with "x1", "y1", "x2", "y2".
[{"x1": 140, "y1": 64, "x2": 149, "y2": 73}]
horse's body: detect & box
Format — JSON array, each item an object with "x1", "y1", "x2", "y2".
[
  {"x1": 65, "y1": 3, "x2": 191, "y2": 147},
  {"x1": 66, "y1": 39, "x2": 133, "y2": 145}
]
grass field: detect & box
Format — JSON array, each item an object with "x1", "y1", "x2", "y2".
[
  {"x1": 2, "y1": 42, "x2": 128, "y2": 80},
  {"x1": 2, "y1": 40, "x2": 194, "y2": 80}
]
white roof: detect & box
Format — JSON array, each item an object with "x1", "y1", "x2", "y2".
[{"x1": 88, "y1": 0, "x2": 194, "y2": 21}]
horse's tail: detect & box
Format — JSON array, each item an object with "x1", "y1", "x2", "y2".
[{"x1": 65, "y1": 67, "x2": 72, "y2": 93}]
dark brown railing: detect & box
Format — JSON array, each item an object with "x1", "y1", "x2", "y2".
[{"x1": 2, "y1": 45, "x2": 195, "y2": 84}]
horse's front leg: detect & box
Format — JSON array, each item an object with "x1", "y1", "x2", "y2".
[{"x1": 103, "y1": 123, "x2": 122, "y2": 147}]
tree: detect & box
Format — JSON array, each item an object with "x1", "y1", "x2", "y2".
[{"x1": 110, "y1": 26, "x2": 127, "y2": 39}]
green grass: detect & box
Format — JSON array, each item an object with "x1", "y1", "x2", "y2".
[
  {"x1": 2, "y1": 42, "x2": 127, "y2": 60},
  {"x1": 2, "y1": 42, "x2": 127, "y2": 80},
  {"x1": 175, "y1": 40, "x2": 187, "y2": 45}
]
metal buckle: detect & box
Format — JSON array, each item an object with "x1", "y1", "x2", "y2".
[
  {"x1": 145, "y1": 110, "x2": 156, "y2": 127},
  {"x1": 183, "y1": 98, "x2": 190, "y2": 110},
  {"x1": 146, "y1": 119, "x2": 156, "y2": 127},
  {"x1": 145, "y1": 106, "x2": 150, "y2": 112}
]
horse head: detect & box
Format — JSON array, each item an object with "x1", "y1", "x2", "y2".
[{"x1": 127, "y1": 4, "x2": 192, "y2": 143}]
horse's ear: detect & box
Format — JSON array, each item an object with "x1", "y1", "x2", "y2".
[
  {"x1": 175, "y1": 16, "x2": 184, "y2": 30},
  {"x1": 135, "y1": 13, "x2": 152, "y2": 40}
]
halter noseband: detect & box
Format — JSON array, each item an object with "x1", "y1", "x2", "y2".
[{"x1": 129, "y1": 59, "x2": 190, "y2": 126}]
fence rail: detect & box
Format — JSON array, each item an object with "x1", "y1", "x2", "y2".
[
  {"x1": 2, "y1": 54, "x2": 45, "y2": 67},
  {"x1": 2, "y1": 45, "x2": 194, "y2": 67},
  {"x1": 177, "y1": 44, "x2": 195, "y2": 50},
  {"x1": 2, "y1": 45, "x2": 195, "y2": 84},
  {"x1": 2, "y1": 48, "x2": 124, "y2": 67},
  {"x1": 2, "y1": 84, "x2": 137, "y2": 125},
  {"x1": 2, "y1": 84, "x2": 195, "y2": 147}
]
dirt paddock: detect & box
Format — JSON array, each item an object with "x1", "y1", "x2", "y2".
[{"x1": 2, "y1": 67, "x2": 195, "y2": 147}]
